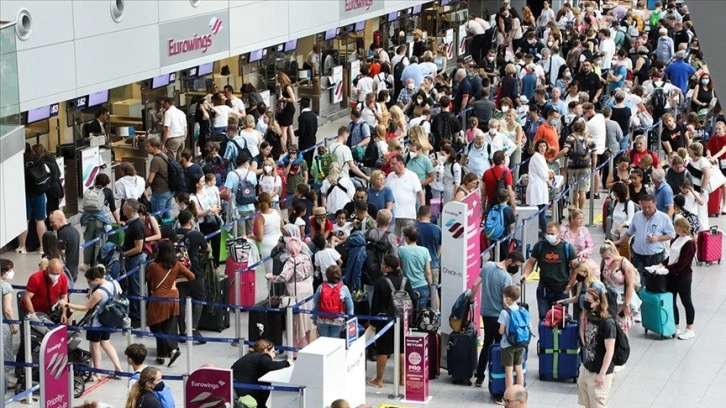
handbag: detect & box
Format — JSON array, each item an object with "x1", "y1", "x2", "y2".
[{"x1": 705, "y1": 168, "x2": 726, "y2": 193}]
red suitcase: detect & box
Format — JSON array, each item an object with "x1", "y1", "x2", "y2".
[
  {"x1": 602, "y1": 197, "x2": 611, "y2": 233},
  {"x1": 708, "y1": 187, "x2": 722, "y2": 217},
  {"x1": 697, "y1": 227, "x2": 723, "y2": 265},
  {"x1": 225, "y1": 259, "x2": 255, "y2": 306},
  {"x1": 428, "y1": 332, "x2": 441, "y2": 379}
]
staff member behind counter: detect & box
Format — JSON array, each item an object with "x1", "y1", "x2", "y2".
[{"x1": 84, "y1": 108, "x2": 108, "y2": 137}]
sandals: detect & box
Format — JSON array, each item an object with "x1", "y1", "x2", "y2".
[{"x1": 367, "y1": 378, "x2": 383, "y2": 388}]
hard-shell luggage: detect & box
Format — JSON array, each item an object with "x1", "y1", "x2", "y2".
[
  {"x1": 708, "y1": 187, "x2": 722, "y2": 217},
  {"x1": 225, "y1": 258, "x2": 255, "y2": 306},
  {"x1": 697, "y1": 227, "x2": 723, "y2": 265},
  {"x1": 198, "y1": 275, "x2": 230, "y2": 332},
  {"x1": 602, "y1": 197, "x2": 611, "y2": 234},
  {"x1": 428, "y1": 332, "x2": 441, "y2": 379},
  {"x1": 248, "y1": 280, "x2": 284, "y2": 345},
  {"x1": 537, "y1": 321, "x2": 580, "y2": 382},
  {"x1": 640, "y1": 289, "x2": 676, "y2": 339},
  {"x1": 446, "y1": 327, "x2": 477, "y2": 385},
  {"x1": 488, "y1": 343, "x2": 527, "y2": 397}
]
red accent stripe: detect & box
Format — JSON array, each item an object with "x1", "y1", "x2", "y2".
[
  {"x1": 212, "y1": 19, "x2": 222, "y2": 34},
  {"x1": 80, "y1": 376, "x2": 111, "y2": 397}
]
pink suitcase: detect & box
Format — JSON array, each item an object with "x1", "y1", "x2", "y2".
[
  {"x1": 708, "y1": 187, "x2": 722, "y2": 217},
  {"x1": 225, "y1": 259, "x2": 255, "y2": 306},
  {"x1": 697, "y1": 227, "x2": 723, "y2": 265}
]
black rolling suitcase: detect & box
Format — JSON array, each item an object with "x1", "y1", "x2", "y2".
[
  {"x1": 248, "y1": 281, "x2": 285, "y2": 346},
  {"x1": 198, "y1": 275, "x2": 230, "y2": 332}
]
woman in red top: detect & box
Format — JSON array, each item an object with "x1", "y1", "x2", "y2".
[
  {"x1": 628, "y1": 134, "x2": 660, "y2": 168},
  {"x1": 706, "y1": 120, "x2": 726, "y2": 214}
]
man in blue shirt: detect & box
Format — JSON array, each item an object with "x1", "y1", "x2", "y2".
[
  {"x1": 607, "y1": 51, "x2": 628, "y2": 95},
  {"x1": 664, "y1": 51, "x2": 696, "y2": 94},
  {"x1": 453, "y1": 68, "x2": 472, "y2": 114},
  {"x1": 651, "y1": 168, "x2": 674, "y2": 217},
  {"x1": 615, "y1": 194, "x2": 676, "y2": 283},
  {"x1": 414, "y1": 206, "x2": 441, "y2": 285},
  {"x1": 469, "y1": 251, "x2": 524, "y2": 387},
  {"x1": 222, "y1": 154, "x2": 258, "y2": 237}
]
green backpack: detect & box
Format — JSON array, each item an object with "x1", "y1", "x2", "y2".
[
  {"x1": 649, "y1": 9, "x2": 662, "y2": 28},
  {"x1": 319, "y1": 144, "x2": 340, "y2": 178}
]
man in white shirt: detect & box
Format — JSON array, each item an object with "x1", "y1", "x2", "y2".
[
  {"x1": 356, "y1": 66, "x2": 376, "y2": 105},
  {"x1": 386, "y1": 153, "x2": 424, "y2": 236},
  {"x1": 360, "y1": 92, "x2": 383, "y2": 128},
  {"x1": 390, "y1": 45, "x2": 410, "y2": 71},
  {"x1": 598, "y1": 28, "x2": 616, "y2": 75},
  {"x1": 540, "y1": 48, "x2": 566, "y2": 87},
  {"x1": 466, "y1": 15, "x2": 489, "y2": 64},
  {"x1": 642, "y1": 71, "x2": 682, "y2": 112},
  {"x1": 583, "y1": 102, "x2": 606, "y2": 196},
  {"x1": 485, "y1": 119, "x2": 517, "y2": 167},
  {"x1": 162, "y1": 97, "x2": 187, "y2": 161},
  {"x1": 328, "y1": 126, "x2": 370, "y2": 182},
  {"x1": 224, "y1": 85, "x2": 246, "y2": 117}
]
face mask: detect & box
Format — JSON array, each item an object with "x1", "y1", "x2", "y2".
[
  {"x1": 49, "y1": 273, "x2": 60, "y2": 284},
  {"x1": 565, "y1": 72, "x2": 572, "y2": 79},
  {"x1": 409, "y1": 152, "x2": 419, "y2": 159},
  {"x1": 610, "y1": 192, "x2": 617, "y2": 200},
  {"x1": 549, "y1": 119, "x2": 558, "y2": 126},
  {"x1": 529, "y1": 40, "x2": 537, "y2": 45},
  {"x1": 548, "y1": 41, "x2": 553, "y2": 47},
  {"x1": 440, "y1": 154, "x2": 449, "y2": 161},
  {"x1": 507, "y1": 264, "x2": 520, "y2": 274},
  {"x1": 576, "y1": 274, "x2": 586, "y2": 282},
  {"x1": 407, "y1": 83, "x2": 415, "y2": 90},
  {"x1": 385, "y1": 96, "x2": 391, "y2": 103},
  {"x1": 583, "y1": 301, "x2": 594, "y2": 312},
  {"x1": 416, "y1": 98, "x2": 423, "y2": 104},
  {"x1": 489, "y1": 129, "x2": 497, "y2": 135},
  {"x1": 5, "y1": 270, "x2": 14, "y2": 280},
  {"x1": 488, "y1": 56, "x2": 495, "y2": 62},
  {"x1": 702, "y1": 79, "x2": 710, "y2": 85},
  {"x1": 545, "y1": 234, "x2": 558, "y2": 244},
  {"x1": 501, "y1": 106, "x2": 509, "y2": 113},
  {"x1": 264, "y1": 165, "x2": 273, "y2": 173},
  {"x1": 154, "y1": 381, "x2": 165, "y2": 392}
]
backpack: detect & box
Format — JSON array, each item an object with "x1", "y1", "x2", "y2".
[
  {"x1": 384, "y1": 277, "x2": 414, "y2": 323},
  {"x1": 45, "y1": 157, "x2": 64, "y2": 199},
  {"x1": 484, "y1": 204, "x2": 507, "y2": 241},
  {"x1": 363, "y1": 231, "x2": 392, "y2": 285},
  {"x1": 651, "y1": 82, "x2": 667, "y2": 112},
  {"x1": 319, "y1": 282, "x2": 345, "y2": 317},
  {"x1": 94, "y1": 283, "x2": 129, "y2": 328},
  {"x1": 158, "y1": 155, "x2": 187, "y2": 194},
  {"x1": 449, "y1": 290, "x2": 473, "y2": 332},
  {"x1": 559, "y1": 114, "x2": 580, "y2": 150},
  {"x1": 376, "y1": 72, "x2": 393, "y2": 92},
  {"x1": 393, "y1": 57, "x2": 407, "y2": 93},
  {"x1": 604, "y1": 316, "x2": 630, "y2": 366},
  {"x1": 649, "y1": 9, "x2": 663, "y2": 28},
  {"x1": 233, "y1": 169, "x2": 257, "y2": 205},
  {"x1": 432, "y1": 112, "x2": 459, "y2": 146},
  {"x1": 25, "y1": 155, "x2": 51, "y2": 195},
  {"x1": 362, "y1": 138, "x2": 380, "y2": 168},
  {"x1": 416, "y1": 307, "x2": 441, "y2": 333},
  {"x1": 505, "y1": 307, "x2": 532, "y2": 347},
  {"x1": 82, "y1": 186, "x2": 106, "y2": 212},
  {"x1": 319, "y1": 144, "x2": 341, "y2": 179},
  {"x1": 229, "y1": 138, "x2": 252, "y2": 168},
  {"x1": 173, "y1": 232, "x2": 192, "y2": 269},
  {"x1": 569, "y1": 136, "x2": 591, "y2": 168},
  {"x1": 129, "y1": 374, "x2": 175, "y2": 408}
]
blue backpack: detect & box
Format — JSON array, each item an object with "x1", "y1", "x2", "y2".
[
  {"x1": 484, "y1": 204, "x2": 507, "y2": 241},
  {"x1": 130, "y1": 373, "x2": 175, "y2": 408},
  {"x1": 505, "y1": 307, "x2": 532, "y2": 348}
]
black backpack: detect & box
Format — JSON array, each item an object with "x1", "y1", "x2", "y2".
[
  {"x1": 363, "y1": 231, "x2": 392, "y2": 285},
  {"x1": 568, "y1": 136, "x2": 591, "y2": 168},
  {"x1": 263, "y1": 130, "x2": 282, "y2": 160},
  {"x1": 44, "y1": 156, "x2": 64, "y2": 199},
  {"x1": 651, "y1": 82, "x2": 667, "y2": 112},
  {"x1": 158, "y1": 154, "x2": 187, "y2": 194},
  {"x1": 24, "y1": 154, "x2": 51, "y2": 195},
  {"x1": 604, "y1": 316, "x2": 630, "y2": 366},
  {"x1": 362, "y1": 139, "x2": 380, "y2": 168},
  {"x1": 559, "y1": 114, "x2": 581, "y2": 150},
  {"x1": 393, "y1": 57, "x2": 407, "y2": 93}
]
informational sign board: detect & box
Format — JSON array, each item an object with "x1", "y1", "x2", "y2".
[
  {"x1": 345, "y1": 317, "x2": 359, "y2": 349},
  {"x1": 40, "y1": 325, "x2": 69, "y2": 408},
  {"x1": 403, "y1": 332, "x2": 431, "y2": 403},
  {"x1": 185, "y1": 367, "x2": 234, "y2": 408},
  {"x1": 80, "y1": 146, "x2": 100, "y2": 196},
  {"x1": 332, "y1": 65, "x2": 344, "y2": 103},
  {"x1": 459, "y1": 24, "x2": 468, "y2": 56}
]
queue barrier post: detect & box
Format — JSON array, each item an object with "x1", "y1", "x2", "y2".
[
  {"x1": 186, "y1": 296, "x2": 193, "y2": 375},
  {"x1": 23, "y1": 317, "x2": 33, "y2": 404},
  {"x1": 587, "y1": 169, "x2": 596, "y2": 227},
  {"x1": 494, "y1": 238, "x2": 501, "y2": 262},
  {"x1": 388, "y1": 316, "x2": 403, "y2": 400},
  {"x1": 285, "y1": 305, "x2": 294, "y2": 363},
  {"x1": 521, "y1": 215, "x2": 529, "y2": 259},
  {"x1": 125, "y1": 326, "x2": 133, "y2": 371},
  {"x1": 68, "y1": 362, "x2": 75, "y2": 408},
  {"x1": 238, "y1": 337, "x2": 246, "y2": 360},
  {"x1": 299, "y1": 385, "x2": 307, "y2": 408},
  {"x1": 139, "y1": 264, "x2": 147, "y2": 334}
]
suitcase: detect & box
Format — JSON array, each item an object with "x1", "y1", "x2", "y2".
[
  {"x1": 639, "y1": 289, "x2": 677, "y2": 339},
  {"x1": 602, "y1": 197, "x2": 611, "y2": 234},
  {"x1": 225, "y1": 259, "x2": 255, "y2": 306},
  {"x1": 697, "y1": 227, "x2": 723, "y2": 265},
  {"x1": 248, "y1": 281, "x2": 285, "y2": 345},
  {"x1": 537, "y1": 321, "x2": 580, "y2": 382},
  {"x1": 198, "y1": 275, "x2": 231, "y2": 332},
  {"x1": 446, "y1": 327, "x2": 478, "y2": 385},
  {"x1": 708, "y1": 187, "x2": 722, "y2": 217},
  {"x1": 488, "y1": 343, "x2": 527, "y2": 397},
  {"x1": 644, "y1": 272, "x2": 667, "y2": 293},
  {"x1": 428, "y1": 332, "x2": 441, "y2": 380}
]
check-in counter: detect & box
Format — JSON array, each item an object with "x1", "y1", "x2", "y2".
[{"x1": 298, "y1": 78, "x2": 349, "y2": 122}]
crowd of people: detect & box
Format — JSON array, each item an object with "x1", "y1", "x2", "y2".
[{"x1": 4, "y1": 0, "x2": 726, "y2": 407}]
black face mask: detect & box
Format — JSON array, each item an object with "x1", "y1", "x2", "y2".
[
  {"x1": 507, "y1": 264, "x2": 520, "y2": 274},
  {"x1": 583, "y1": 302, "x2": 594, "y2": 312},
  {"x1": 576, "y1": 274, "x2": 586, "y2": 282},
  {"x1": 154, "y1": 381, "x2": 165, "y2": 392}
]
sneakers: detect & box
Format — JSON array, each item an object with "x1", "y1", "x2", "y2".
[
  {"x1": 493, "y1": 396, "x2": 504, "y2": 405},
  {"x1": 678, "y1": 329, "x2": 696, "y2": 340},
  {"x1": 474, "y1": 379, "x2": 483, "y2": 387},
  {"x1": 15, "y1": 246, "x2": 27, "y2": 254}
]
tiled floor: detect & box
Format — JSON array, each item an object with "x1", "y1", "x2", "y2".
[{"x1": 3, "y1": 117, "x2": 726, "y2": 407}]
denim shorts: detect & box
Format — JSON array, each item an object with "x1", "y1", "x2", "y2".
[{"x1": 26, "y1": 194, "x2": 47, "y2": 221}]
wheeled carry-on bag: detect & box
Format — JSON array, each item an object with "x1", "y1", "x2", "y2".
[
  {"x1": 248, "y1": 281, "x2": 284, "y2": 345},
  {"x1": 538, "y1": 320, "x2": 580, "y2": 382},
  {"x1": 428, "y1": 332, "x2": 442, "y2": 379},
  {"x1": 697, "y1": 227, "x2": 723, "y2": 265},
  {"x1": 640, "y1": 289, "x2": 676, "y2": 339},
  {"x1": 446, "y1": 326, "x2": 478, "y2": 385},
  {"x1": 708, "y1": 187, "x2": 722, "y2": 217},
  {"x1": 197, "y1": 275, "x2": 230, "y2": 332},
  {"x1": 488, "y1": 343, "x2": 527, "y2": 397}
]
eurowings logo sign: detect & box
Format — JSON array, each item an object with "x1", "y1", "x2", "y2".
[{"x1": 159, "y1": 11, "x2": 230, "y2": 66}]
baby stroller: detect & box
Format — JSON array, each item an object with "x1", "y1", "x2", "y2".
[
  {"x1": 97, "y1": 241, "x2": 125, "y2": 279},
  {"x1": 15, "y1": 311, "x2": 94, "y2": 398}
]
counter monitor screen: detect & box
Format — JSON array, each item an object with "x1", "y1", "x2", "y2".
[
  {"x1": 88, "y1": 90, "x2": 108, "y2": 107},
  {"x1": 441, "y1": 0, "x2": 451, "y2": 5},
  {"x1": 324, "y1": 28, "x2": 337, "y2": 40},
  {"x1": 248, "y1": 49, "x2": 264, "y2": 62},
  {"x1": 284, "y1": 39, "x2": 297, "y2": 52},
  {"x1": 388, "y1": 11, "x2": 398, "y2": 22},
  {"x1": 27, "y1": 105, "x2": 51, "y2": 123},
  {"x1": 197, "y1": 62, "x2": 213, "y2": 76},
  {"x1": 412, "y1": 5, "x2": 422, "y2": 14},
  {"x1": 152, "y1": 74, "x2": 170, "y2": 89},
  {"x1": 276, "y1": 44, "x2": 285, "y2": 53},
  {"x1": 355, "y1": 21, "x2": 365, "y2": 32}
]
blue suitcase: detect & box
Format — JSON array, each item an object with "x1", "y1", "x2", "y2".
[
  {"x1": 447, "y1": 327, "x2": 478, "y2": 385},
  {"x1": 537, "y1": 321, "x2": 580, "y2": 382},
  {"x1": 640, "y1": 289, "x2": 677, "y2": 339},
  {"x1": 488, "y1": 343, "x2": 527, "y2": 397}
]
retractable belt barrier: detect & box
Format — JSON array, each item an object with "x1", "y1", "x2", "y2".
[{"x1": 4, "y1": 384, "x2": 40, "y2": 405}]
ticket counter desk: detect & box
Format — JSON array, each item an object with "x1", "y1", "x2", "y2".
[
  {"x1": 259, "y1": 336, "x2": 366, "y2": 407},
  {"x1": 298, "y1": 77, "x2": 349, "y2": 122},
  {"x1": 110, "y1": 132, "x2": 157, "y2": 180}
]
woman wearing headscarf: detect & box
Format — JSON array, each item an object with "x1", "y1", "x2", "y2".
[{"x1": 266, "y1": 237, "x2": 314, "y2": 349}]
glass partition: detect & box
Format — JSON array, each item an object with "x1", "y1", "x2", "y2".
[{"x1": 0, "y1": 22, "x2": 21, "y2": 129}]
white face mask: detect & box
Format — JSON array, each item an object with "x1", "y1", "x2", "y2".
[
  {"x1": 501, "y1": 106, "x2": 510, "y2": 113},
  {"x1": 5, "y1": 270, "x2": 14, "y2": 280},
  {"x1": 49, "y1": 273, "x2": 60, "y2": 285},
  {"x1": 264, "y1": 165, "x2": 273, "y2": 173},
  {"x1": 407, "y1": 83, "x2": 415, "y2": 90},
  {"x1": 489, "y1": 129, "x2": 497, "y2": 135},
  {"x1": 545, "y1": 234, "x2": 558, "y2": 244},
  {"x1": 409, "y1": 152, "x2": 419, "y2": 159},
  {"x1": 417, "y1": 98, "x2": 423, "y2": 104},
  {"x1": 385, "y1": 96, "x2": 391, "y2": 103}
]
